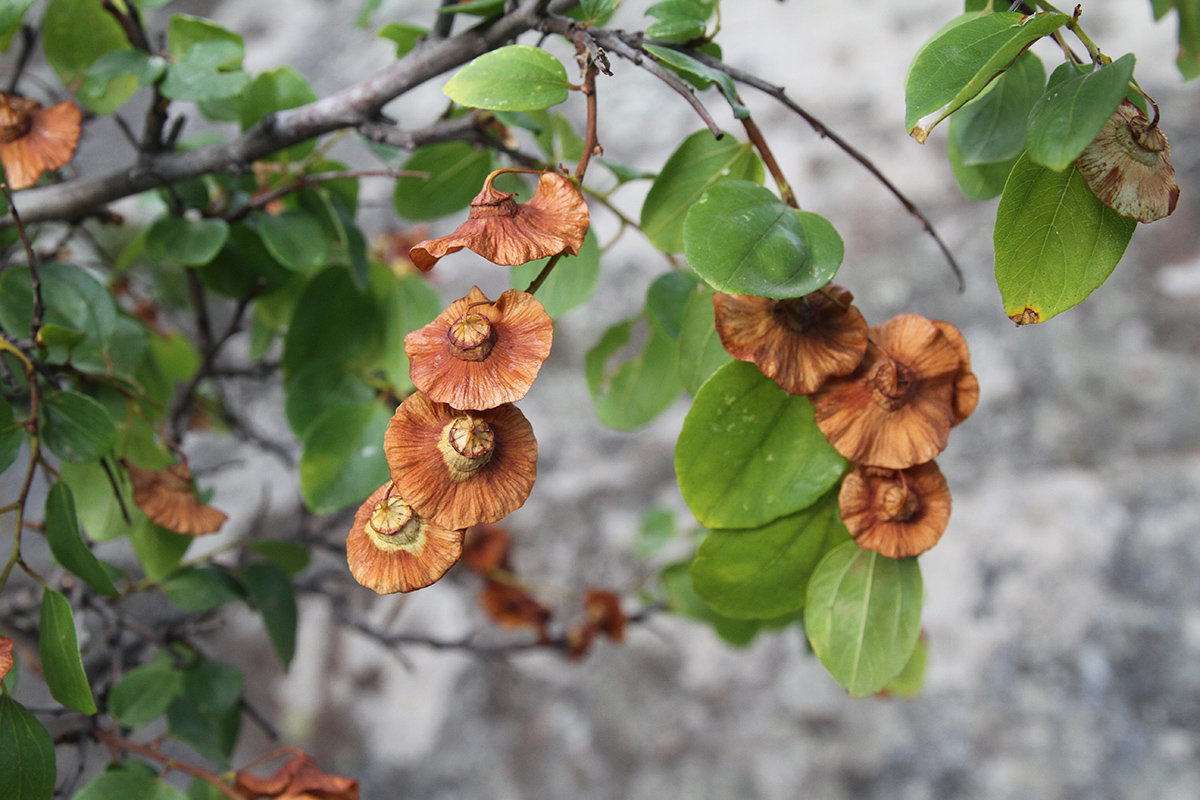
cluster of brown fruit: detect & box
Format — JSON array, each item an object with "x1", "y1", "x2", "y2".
[
  {"x1": 346, "y1": 170, "x2": 589, "y2": 594},
  {"x1": 714, "y1": 286, "x2": 979, "y2": 558}
]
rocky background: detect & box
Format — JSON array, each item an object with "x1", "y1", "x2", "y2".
[{"x1": 10, "y1": 0, "x2": 1200, "y2": 798}]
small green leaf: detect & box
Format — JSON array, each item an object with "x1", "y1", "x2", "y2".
[
  {"x1": 281, "y1": 267, "x2": 380, "y2": 379},
  {"x1": 145, "y1": 217, "x2": 230, "y2": 266},
  {"x1": 0, "y1": 695, "x2": 56, "y2": 800},
  {"x1": 585, "y1": 315, "x2": 683, "y2": 431},
  {"x1": 37, "y1": 324, "x2": 85, "y2": 351},
  {"x1": 511, "y1": 230, "x2": 602, "y2": 318},
  {"x1": 805, "y1": 542, "x2": 923, "y2": 697},
  {"x1": 247, "y1": 541, "x2": 311, "y2": 576},
  {"x1": 167, "y1": 14, "x2": 244, "y2": 62},
  {"x1": 161, "y1": 40, "x2": 250, "y2": 102},
  {"x1": 994, "y1": 154, "x2": 1137, "y2": 324},
  {"x1": 78, "y1": 49, "x2": 166, "y2": 114},
  {"x1": 39, "y1": 589, "x2": 96, "y2": 713},
  {"x1": 676, "y1": 284, "x2": 732, "y2": 395},
  {"x1": 644, "y1": 46, "x2": 748, "y2": 118},
  {"x1": 691, "y1": 489, "x2": 851, "y2": 619},
  {"x1": 378, "y1": 22, "x2": 426, "y2": 58},
  {"x1": 299, "y1": 401, "x2": 392, "y2": 514},
  {"x1": 167, "y1": 659, "x2": 242, "y2": 765},
  {"x1": 73, "y1": 768, "x2": 189, "y2": 800},
  {"x1": 40, "y1": 390, "x2": 117, "y2": 463},
  {"x1": 437, "y1": 0, "x2": 504, "y2": 15},
  {"x1": 905, "y1": 11, "x2": 1069, "y2": 140},
  {"x1": 109, "y1": 661, "x2": 185, "y2": 728},
  {"x1": 1025, "y1": 53, "x2": 1136, "y2": 171},
  {"x1": 237, "y1": 66, "x2": 318, "y2": 130},
  {"x1": 0, "y1": 0, "x2": 36, "y2": 43},
  {"x1": 284, "y1": 360, "x2": 376, "y2": 439},
  {"x1": 645, "y1": 0, "x2": 711, "y2": 42},
  {"x1": 240, "y1": 563, "x2": 298, "y2": 670},
  {"x1": 393, "y1": 142, "x2": 494, "y2": 221},
  {"x1": 950, "y1": 50, "x2": 1044, "y2": 165},
  {"x1": 443, "y1": 45, "x2": 570, "y2": 111},
  {"x1": 42, "y1": 0, "x2": 128, "y2": 92},
  {"x1": 129, "y1": 517, "x2": 193, "y2": 582},
  {"x1": 199, "y1": 223, "x2": 292, "y2": 299},
  {"x1": 645, "y1": 270, "x2": 701, "y2": 341},
  {"x1": 378, "y1": 275, "x2": 443, "y2": 394},
  {"x1": 254, "y1": 210, "x2": 331, "y2": 272},
  {"x1": 660, "y1": 561, "x2": 763, "y2": 646},
  {"x1": 162, "y1": 566, "x2": 245, "y2": 612},
  {"x1": 60, "y1": 461, "x2": 131, "y2": 543},
  {"x1": 641, "y1": 130, "x2": 762, "y2": 254},
  {"x1": 675, "y1": 361, "x2": 845, "y2": 529},
  {"x1": 883, "y1": 635, "x2": 929, "y2": 698},
  {"x1": 634, "y1": 506, "x2": 677, "y2": 559},
  {"x1": 45, "y1": 482, "x2": 119, "y2": 596},
  {"x1": 0, "y1": 395, "x2": 23, "y2": 474},
  {"x1": 577, "y1": 0, "x2": 621, "y2": 25},
  {"x1": 946, "y1": 124, "x2": 1018, "y2": 200},
  {"x1": 684, "y1": 181, "x2": 837, "y2": 298}
]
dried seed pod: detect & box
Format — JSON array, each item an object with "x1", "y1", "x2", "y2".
[
  {"x1": 1075, "y1": 100, "x2": 1179, "y2": 224},
  {"x1": 405, "y1": 286, "x2": 553, "y2": 410},
  {"x1": 839, "y1": 462, "x2": 951, "y2": 559},
  {"x1": 235, "y1": 751, "x2": 360, "y2": 800},
  {"x1": 0, "y1": 93, "x2": 81, "y2": 190},
  {"x1": 121, "y1": 459, "x2": 227, "y2": 536},
  {"x1": 583, "y1": 589, "x2": 627, "y2": 643},
  {"x1": 812, "y1": 314, "x2": 965, "y2": 469},
  {"x1": 461, "y1": 524, "x2": 513, "y2": 574},
  {"x1": 479, "y1": 578, "x2": 551, "y2": 641},
  {"x1": 384, "y1": 392, "x2": 537, "y2": 529},
  {"x1": 409, "y1": 170, "x2": 589, "y2": 270},
  {"x1": 345, "y1": 481, "x2": 463, "y2": 595},
  {"x1": 930, "y1": 319, "x2": 979, "y2": 426},
  {"x1": 713, "y1": 285, "x2": 868, "y2": 395},
  {"x1": 0, "y1": 635, "x2": 12, "y2": 683}
]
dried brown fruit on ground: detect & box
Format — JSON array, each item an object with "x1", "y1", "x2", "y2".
[
  {"x1": 384, "y1": 392, "x2": 537, "y2": 529},
  {"x1": 0, "y1": 93, "x2": 81, "y2": 190},
  {"x1": 121, "y1": 459, "x2": 227, "y2": 536},
  {"x1": 406, "y1": 286, "x2": 553, "y2": 410},
  {"x1": 713, "y1": 286, "x2": 868, "y2": 395},
  {"x1": 409, "y1": 170, "x2": 589, "y2": 270},
  {"x1": 235, "y1": 750, "x2": 359, "y2": 800},
  {"x1": 839, "y1": 462, "x2": 951, "y2": 559},
  {"x1": 1075, "y1": 99, "x2": 1179, "y2": 224},
  {"x1": 346, "y1": 481, "x2": 464, "y2": 594}
]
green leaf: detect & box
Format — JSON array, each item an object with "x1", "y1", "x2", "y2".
[
  {"x1": 73, "y1": 767, "x2": 189, "y2": 800},
  {"x1": 60, "y1": 461, "x2": 131, "y2": 543},
  {"x1": 393, "y1": 142, "x2": 494, "y2": 221},
  {"x1": 644, "y1": 46, "x2": 748, "y2": 118},
  {"x1": 645, "y1": 270, "x2": 700, "y2": 341},
  {"x1": 37, "y1": 324, "x2": 85, "y2": 351},
  {"x1": 167, "y1": 659, "x2": 242, "y2": 765},
  {"x1": 675, "y1": 361, "x2": 845, "y2": 529},
  {"x1": 0, "y1": 395, "x2": 23, "y2": 475},
  {"x1": 950, "y1": 50, "x2": 1044, "y2": 165},
  {"x1": 511, "y1": 230, "x2": 602, "y2": 318},
  {"x1": 1025, "y1": 53, "x2": 1136, "y2": 171},
  {"x1": 167, "y1": 14, "x2": 244, "y2": 61},
  {"x1": 585, "y1": 315, "x2": 683, "y2": 431},
  {"x1": 645, "y1": 0, "x2": 711, "y2": 42},
  {"x1": 378, "y1": 22, "x2": 426, "y2": 58},
  {"x1": 198, "y1": 223, "x2": 292, "y2": 299},
  {"x1": 240, "y1": 563, "x2": 297, "y2": 670},
  {"x1": 236, "y1": 68, "x2": 318, "y2": 161},
  {"x1": 254, "y1": 210, "x2": 330, "y2": 272},
  {"x1": 438, "y1": 0, "x2": 503, "y2": 16},
  {"x1": 946, "y1": 123, "x2": 1019, "y2": 200},
  {"x1": 577, "y1": 0, "x2": 621, "y2": 25},
  {"x1": 145, "y1": 217, "x2": 230, "y2": 266},
  {"x1": 0, "y1": 0, "x2": 36, "y2": 44},
  {"x1": 281, "y1": 267, "x2": 380, "y2": 378},
  {"x1": 109, "y1": 661, "x2": 185, "y2": 728},
  {"x1": 161, "y1": 40, "x2": 251, "y2": 102},
  {"x1": 660, "y1": 561, "x2": 793, "y2": 646},
  {"x1": 0, "y1": 695, "x2": 56, "y2": 800},
  {"x1": 247, "y1": 541, "x2": 311, "y2": 576},
  {"x1": 641, "y1": 130, "x2": 762, "y2": 254},
  {"x1": 78, "y1": 49, "x2": 166, "y2": 114},
  {"x1": 42, "y1": 0, "x2": 129, "y2": 92},
  {"x1": 805, "y1": 542, "x2": 923, "y2": 697},
  {"x1": 299, "y1": 401, "x2": 392, "y2": 514},
  {"x1": 691, "y1": 489, "x2": 851, "y2": 619},
  {"x1": 443, "y1": 45, "x2": 570, "y2": 111},
  {"x1": 676, "y1": 284, "x2": 732, "y2": 395},
  {"x1": 883, "y1": 635, "x2": 929, "y2": 698},
  {"x1": 284, "y1": 360, "x2": 376, "y2": 439},
  {"x1": 634, "y1": 506, "x2": 677, "y2": 559},
  {"x1": 378, "y1": 275, "x2": 443, "y2": 393},
  {"x1": 162, "y1": 566, "x2": 245, "y2": 612},
  {"x1": 39, "y1": 589, "x2": 96, "y2": 713},
  {"x1": 44, "y1": 482, "x2": 119, "y2": 596},
  {"x1": 129, "y1": 518, "x2": 193, "y2": 582},
  {"x1": 684, "y1": 181, "x2": 838, "y2": 298},
  {"x1": 40, "y1": 390, "x2": 117, "y2": 463},
  {"x1": 905, "y1": 11, "x2": 1069, "y2": 141},
  {"x1": 994, "y1": 154, "x2": 1137, "y2": 324}
]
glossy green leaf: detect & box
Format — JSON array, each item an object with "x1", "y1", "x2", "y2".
[
  {"x1": 237, "y1": 66, "x2": 318, "y2": 129},
  {"x1": 691, "y1": 490, "x2": 851, "y2": 619},
  {"x1": 684, "y1": 181, "x2": 837, "y2": 298},
  {"x1": 0, "y1": 395, "x2": 22, "y2": 475},
  {"x1": 161, "y1": 40, "x2": 251, "y2": 101},
  {"x1": 443, "y1": 45, "x2": 569, "y2": 111},
  {"x1": 39, "y1": 589, "x2": 96, "y2": 713},
  {"x1": 59, "y1": 461, "x2": 131, "y2": 543},
  {"x1": 393, "y1": 142, "x2": 494, "y2": 220},
  {"x1": 641, "y1": 130, "x2": 762, "y2": 253},
  {"x1": 676, "y1": 284, "x2": 732, "y2": 395},
  {"x1": 946, "y1": 122, "x2": 1018, "y2": 200},
  {"x1": 994, "y1": 154, "x2": 1137, "y2": 324},
  {"x1": 645, "y1": 270, "x2": 701, "y2": 341},
  {"x1": 646, "y1": 0, "x2": 711, "y2": 41},
  {"x1": 109, "y1": 661, "x2": 185, "y2": 728},
  {"x1": 905, "y1": 11, "x2": 1069, "y2": 141},
  {"x1": 44, "y1": 482, "x2": 119, "y2": 596},
  {"x1": 247, "y1": 541, "x2": 311, "y2": 576},
  {"x1": 162, "y1": 566, "x2": 245, "y2": 612},
  {"x1": 145, "y1": 217, "x2": 230, "y2": 266},
  {"x1": 0, "y1": 695, "x2": 55, "y2": 800},
  {"x1": 660, "y1": 562, "x2": 763, "y2": 646},
  {"x1": 644, "y1": 45, "x2": 748, "y2": 118},
  {"x1": 950, "y1": 50, "x2": 1044, "y2": 165},
  {"x1": 74, "y1": 767, "x2": 189, "y2": 800},
  {"x1": 42, "y1": 0, "x2": 128, "y2": 91},
  {"x1": 884, "y1": 635, "x2": 929, "y2": 698},
  {"x1": 1025, "y1": 54, "x2": 1136, "y2": 171},
  {"x1": 240, "y1": 563, "x2": 297, "y2": 670},
  {"x1": 167, "y1": 14, "x2": 244, "y2": 60},
  {"x1": 378, "y1": 22, "x2": 426, "y2": 58},
  {"x1": 511, "y1": 230, "x2": 602, "y2": 318},
  {"x1": 40, "y1": 390, "x2": 117, "y2": 463},
  {"x1": 284, "y1": 360, "x2": 376, "y2": 439},
  {"x1": 378, "y1": 274, "x2": 443, "y2": 393},
  {"x1": 129, "y1": 518, "x2": 193, "y2": 582},
  {"x1": 585, "y1": 315, "x2": 683, "y2": 431},
  {"x1": 281, "y1": 267, "x2": 379, "y2": 378},
  {"x1": 299, "y1": 401, "x2": 392, "y2": 514},
  {"x1": 675, "y1": 361, "x2": 845, "y2": 528},
  {"x1": 805, "y1": 542, "x2": 923, "y2": 697},
  {"x1": 578, "y1": 0, "x2": 621, "y2": 25},
  {"x1": 78, "y1": 49, "x2": 166, "y2": 114},
  {"x1": 254, "y1": 210, "x2": 331, "y2": 272}
]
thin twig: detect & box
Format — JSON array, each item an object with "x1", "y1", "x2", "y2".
[
  {"x1": 433, "y1": 0, "x2": 458, "y2": 38},
  {"x1": 741, "y1": 114, "x2": 796, "y2": 208},
  {"x1": 5, "y1": 26, "x2": 35, "y2": 95},
  {"x1": 222, "y1": 169, "x2": 429, "y2": 223},
  {"x1": 93, "y1": 728, "x2": 242, "y2": 800},
  {"x1": 524, "y1": 252, "x2": 564, "y2": 295}
]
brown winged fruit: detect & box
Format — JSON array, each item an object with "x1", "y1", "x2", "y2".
[
  {"x1": 1075, "y1": 99, "x2": 1179, "y2": 224},
  {"x1": 0, "y1": 93, "x2": 81, "y2": 190}
]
